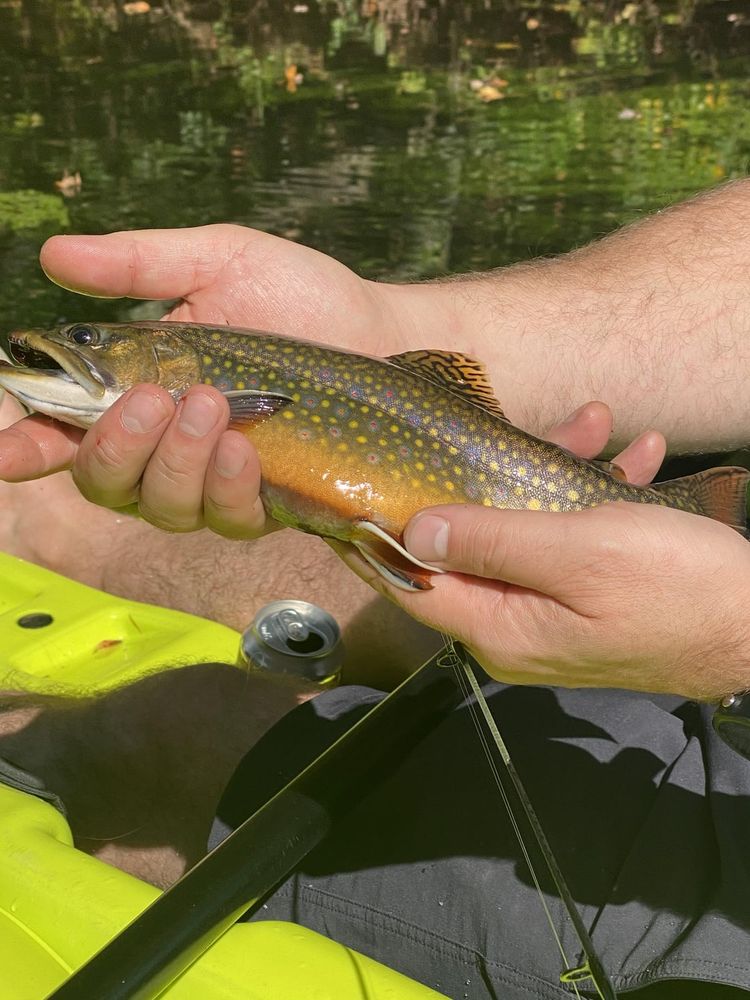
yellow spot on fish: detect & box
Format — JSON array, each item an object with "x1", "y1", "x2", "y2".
[
  {"x1": 283, "y1": 410, "x2": 294, "y2": 420},
  {"x1": 548, "y1": 462, "x2": 559, "y2": 474},
  {"x1": 546, "y1": 481, "x2": 557, "y2": 493},
  {"x1": 427, "y1": 473, "x2": 436, "y2": 482},
  {"x1": 387, "y1": 452, "x2": 395, "y2": 461},
  {"x1": 236, "y1": 381, "x2": 245, "y2": 389},
  {"x1": 448, "y1": 446, "x2": 459, "y2": 456},
  {"x1": 459, "y1": 435, "x2": 468, "y2": 445},
  {"x1": 598, "y1": 479, "x2": 607, "y2": 490},
  {"x1": 321, "y1": 400, "x2": 330, "y2": 408},
  {"x1": 349, "y1": 420, "x2": 359, "y2": 429},
  {"x1": 429, "y1": 428, "x2": 438, "y2": 437},
  {"x1": 361, "y1": 406, "x2": 370, "y2": 414},
  {"x1": 212, "y1": 367, "x2": 221, "y2": 376},
  {"x1": 311, "y1": 415, "x2": 321, "y2": 424},
  {"x1": 482, "y1": 498, "x2": 493, "y2": 507},
  {"x1": 356, "y1": 435, "x2": 367, "y2": 444},
  {"x1": 531, "y1": 475, "x2": 541, "y2": 487},
  {"x1": 498, "y1": 441, "x2": 507, "y2": 451},
  {"x1": 411, "y1": 479, "x2": 421, "y2": 489},
  {"x1": 514, "y1": 486, "x2": 524, "y2": 497},
  {"x1": 489, "y1": 461, "x2": 500, "y2": 472},
  {"x1": 567, "y1": 489, "x2": 579, "y2": 501},
  {"x1": 445, "y1": 482, "x2": 455, "y2": 492},
  {"x1": 202, "y1": 355, "x2": 212, "y2": 366},
  {"x1": 550, "y1": 501, "x2": 560, "y2": 512},
  {"x1": 478, "y1": 472, "x2": 487, "y2": 483},
  {"x1": 517, "y1": 466, "x2": 527, "y2": 477},
  {"x1": 453, "y1": 465, "x2": 462, "y2": 475},
  {"x1": 531, "y1": 455, "x2": 541, "y2": 467},
  {"x1": 528, "y1": 498, "x2": 541, "y2": 510},
  {"x1": 336, "y1": 443, "x2": 348, "y2": 452},
  {"x1": 282, "y1": 346, "x2": 294, "y2": 354},
  {"x1": 585, "y1": 483, "x2": 594, "y2": 494},
  {"x1": 415, "y1": 462, "x2": 425, "y2": 471}
]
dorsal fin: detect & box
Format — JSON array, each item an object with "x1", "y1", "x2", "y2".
[{"x1": 386, "y1": 349, "x2": 509, "y2": 421}]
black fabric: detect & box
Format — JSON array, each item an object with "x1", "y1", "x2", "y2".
[{"x1": 210, "y1": 678, "x2": 750, "y2": 999}]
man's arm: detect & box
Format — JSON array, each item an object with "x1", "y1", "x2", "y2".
[{"x1": 385, "y1": 179, "x2": 750, "y2": 451}]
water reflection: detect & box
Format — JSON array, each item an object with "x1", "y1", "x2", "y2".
[{"x1": 0, "y1": 1, "x2": 748, "y2": 328}]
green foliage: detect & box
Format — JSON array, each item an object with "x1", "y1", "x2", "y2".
[{"x1": 0, "y1": 191, "x2": 69, "y2": 235}]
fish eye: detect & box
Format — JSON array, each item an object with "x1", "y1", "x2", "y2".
[{"x1": 67, "y1": 324, "x2": 99, "y2": 346}]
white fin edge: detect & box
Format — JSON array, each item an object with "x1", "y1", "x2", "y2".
[{"x1": 356, "y1": 520, "x2": 445, "y2": 574}]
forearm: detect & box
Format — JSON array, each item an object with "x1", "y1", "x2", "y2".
[{"x1": 383, "y1": 179, "x2": 750, "y2": 453}]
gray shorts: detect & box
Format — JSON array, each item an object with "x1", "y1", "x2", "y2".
[{"x1": 210, "y1": 677, "x2": 750, "y2": 999}]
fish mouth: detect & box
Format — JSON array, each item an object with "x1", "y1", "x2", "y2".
[{"x1": 7, "y1": 331, "x2": 106, "y2": 399}]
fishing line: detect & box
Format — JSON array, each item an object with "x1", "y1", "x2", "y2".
[{"x1": 438, "y1": 634, "x2": 616, "y2": 1000}]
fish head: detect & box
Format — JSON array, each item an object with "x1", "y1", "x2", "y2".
[{"x1": 0, "y1": 322, "x2": 202, "y2": 427}]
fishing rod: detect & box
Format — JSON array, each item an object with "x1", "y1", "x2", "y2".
[
  {"x1": 439, "y1": 637, "x2": 617, "y2": 1000},
  {"x1": 46, "y1": 654, "x2": 461, "y2": 1000}
]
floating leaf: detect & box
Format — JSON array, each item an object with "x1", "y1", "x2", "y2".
[{"x1": 122, "y1": 1, "x2": 150, "y2": 14}]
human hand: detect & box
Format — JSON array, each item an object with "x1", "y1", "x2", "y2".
[
  {"x1": 336, "y1": 409, "x2": 750, "y2": 701},
  {"x1": 0, "y1": 225, "x2": 423, "y2": 532}
]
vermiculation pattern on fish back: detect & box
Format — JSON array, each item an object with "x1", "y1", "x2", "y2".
[{"x1": 192, "y1": 328, "x2": 689, "y2": 515}]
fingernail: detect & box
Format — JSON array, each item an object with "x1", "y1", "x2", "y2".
[
  {"x1": 214, "y1": 435, "x2": 249, "y2": 478},
  {"x1": 405, "y1": 513, "x2": 450, "y2": 562},
  {"x1": 121, "y1": 390, "x2": 170, "y2": 434},
  {"x1": 178, "y1": 392, "x2": 221, "y2": 437}
]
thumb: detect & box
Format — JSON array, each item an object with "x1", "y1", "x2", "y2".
[
  {"x1": 404, "y1": 504, "x2": 593, "y2": 596},
  {"x1": 39, "y1": 225, "x2": 253, "y2": 300}
]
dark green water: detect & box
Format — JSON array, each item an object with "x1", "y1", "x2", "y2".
[{"x1": 1, "y1": 0, "x2": 749, "y2": 333}]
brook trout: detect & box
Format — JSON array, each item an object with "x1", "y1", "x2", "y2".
[{"x1": 0, "y1": 321, "x2": 747, "y2": 589}]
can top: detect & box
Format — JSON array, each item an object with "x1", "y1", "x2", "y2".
[{"x1": 241, "y1": 600, "x2": 343, "y2": 681}]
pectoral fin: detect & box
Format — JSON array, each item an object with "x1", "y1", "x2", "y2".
[
  {"x1": 351, "y1": 520, "x2": 444, "y2": 591},
  {"x1": 225, "y1": 390, "x2": 293, "y2": 428}
]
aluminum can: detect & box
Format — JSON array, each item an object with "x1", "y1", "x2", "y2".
[{"x1": 238, "y1": 600, "x2": 343, "y2": 686}]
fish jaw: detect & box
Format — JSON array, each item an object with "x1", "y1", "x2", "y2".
[
  {"x1": 8, "y1": 330, "x2": 108, "y2": 399},
  {"x1": 0, "y1": 364, "x2": 118, "y2": 428}
]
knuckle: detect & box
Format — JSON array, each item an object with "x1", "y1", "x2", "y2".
[
  {"x1": 455, "y1": 513, "x2": 513, "y2": 578},
  {"x1": 137, "y1": 499, "x2": 202, "y2": 533}
]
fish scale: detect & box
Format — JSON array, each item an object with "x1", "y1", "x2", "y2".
[{"x1": 0, "y1": 321, "x2": 746, "y2": 590}]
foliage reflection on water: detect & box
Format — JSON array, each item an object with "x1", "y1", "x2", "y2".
[{"x1": 0, "y1": 0, "x2": 749, "y2": 330}]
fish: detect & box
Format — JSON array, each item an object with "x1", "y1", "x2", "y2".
[{"x1": 0, "y1": 320, "x2": 747, "y2": 590}]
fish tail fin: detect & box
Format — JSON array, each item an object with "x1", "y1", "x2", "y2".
[{"x1": 651, "y1": 466, "x2": 750, "y2": 533}]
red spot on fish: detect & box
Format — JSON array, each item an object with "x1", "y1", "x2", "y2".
[{"x1": 385, "y1": 389, "x2": 394, "y2": 399}]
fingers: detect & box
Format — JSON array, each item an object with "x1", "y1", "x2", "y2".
[
  {"x1": 612, "y1": 430, "x2": 666, "y2": 486},
  {"x1": 545, "y1": 402, "x2": 666, "y2": 485},
  {"x1": 40, "y1": 225, "x2": 253, "y2": 300},
  {"x1": 0, "y1": 414, "x2": 83, "y2": 482},
  {"x1": 203, "y1": 431, "x2": 268, "y2": 538},
  {"x1": 72, "y1": 384, "x2": 267, "y2": 534},
  {"x1": 73, "y1": 385, "x2": 175, "y2": 508},
  {"x1": 544, "y1": 401, "x2": 612, "y2": 458},
  {"x1": 403, "y1": 504, "x2": 603, "y2": 597}
]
